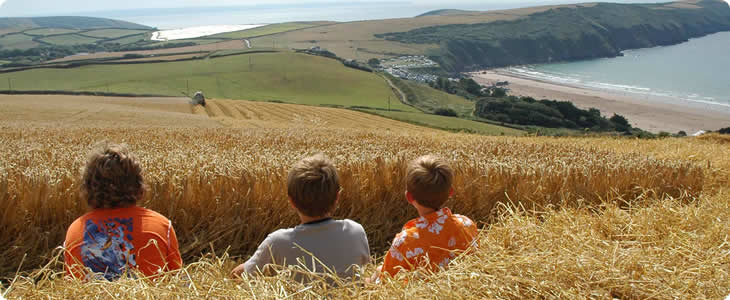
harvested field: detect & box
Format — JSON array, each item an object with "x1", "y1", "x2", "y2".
[
  {"x1": 0, "y1": 95, "x2": 217, "y2": 128},
  {"x1": 0, "y1": 95, "x2": 428, "y2": 132}
]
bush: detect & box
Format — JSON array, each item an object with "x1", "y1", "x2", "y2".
[
  {"x1": 367, "y1": 58, "x2": 381, "y2": 67},
  {"x1": 610, "y1": 114, "x2": 631, "y2": 132},
  {"x1": 719, "y1": 127, "x2": 730, "y2": 135},
  {"x1": 475, "y1": 96, "x2": 621, "y2": 131},
  {"x1": 434, "y1": 108, "x2": 458, "y2": 117},
  {"x1": 122, "y1": 54, "x2": 145, "y2": 59}
]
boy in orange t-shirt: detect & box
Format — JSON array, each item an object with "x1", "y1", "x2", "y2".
[
  {"x1": 376, "y1": 155, "x2": 478, "y2": 279},
  {"x1": 64, "y1": 143, "x2": 182, "y2": 280}
]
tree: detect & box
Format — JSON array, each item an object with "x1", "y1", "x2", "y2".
[
  {"x1": 489, "y1": 87, "x2": 507, "y2": 97},
  {"x1": 460, "y1": 78, "x2": 483, "y2": 96},
  {"x1": 367, "y1": 58, "x2": 381, "y2": 67},
  {"x1": 434, "y1": 108, "x2": 458, "y2": 117},
  {"x1": 719, "y1": 127, "x2": 730, "y2": 135},
  {"x1": 610, "y1": 113, "x2": 631, "y2": 131}
]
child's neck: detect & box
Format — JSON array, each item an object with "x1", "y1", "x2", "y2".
[
  {"x1": 299, "y1": 213, "x2": 332, "y2": 224},
  {"x1": 415, "y1": 205, "x2": 438, "y2": 217}
]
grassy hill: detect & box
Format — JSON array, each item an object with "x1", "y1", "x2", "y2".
[{"x1": 0, "y1": 51, "x2": 418, "y2": 110}]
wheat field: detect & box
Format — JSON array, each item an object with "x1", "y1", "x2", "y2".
[{"x1": 1, "y1": 95, "x2": 728, "y2": 299}]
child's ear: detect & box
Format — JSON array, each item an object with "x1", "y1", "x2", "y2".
[
  {"x1": 288, "y1": 197, "x2": 296, "y2": 209},
  {"x1": 405, "y1": 190, "x2": 415, "y2": 204},
  {"x1": 449, "y1": 187, "x2": 455, "y2": 197}
]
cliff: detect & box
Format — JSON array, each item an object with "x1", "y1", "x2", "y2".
[{"x1": 378, "y1": 0, "x2": 730, "y2": 73}]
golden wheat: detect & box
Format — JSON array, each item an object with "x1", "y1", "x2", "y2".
[
  {"x1": 0, "y1": 127, "x2": 705, "y2": 278},
  {"x1": 1, "y1": 94, "x2": 728, "y2": 299}
]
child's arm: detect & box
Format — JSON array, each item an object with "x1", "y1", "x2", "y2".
[
  {"x1": 165, "y1": 222, "x2": 183, "y2": 271},
  {"x1": 231, "y1": 235, "x2": 276, "y2": 278}
]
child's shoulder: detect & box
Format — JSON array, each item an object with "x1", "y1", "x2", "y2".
[
  {"x1": 451, "y1": 213, "x2": 476, "y2": 228},
  {"x1": 338, "y1": 218, "x2": 365, "y2": 230}
]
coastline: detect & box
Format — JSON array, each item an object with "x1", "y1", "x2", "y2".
[{"x1": 471, "y1": 70, "x2": 730, "y2": 134}]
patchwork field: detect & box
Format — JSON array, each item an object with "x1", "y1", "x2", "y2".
[
  {"x1": 46, "y1": 40, "x2": 249, "y2": 63},
  {"x1": 0, "y1": 92, "x2": 728, "y2": 298}
]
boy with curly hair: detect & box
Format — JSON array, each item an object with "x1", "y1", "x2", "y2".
[{"x1": 64, "y1": 143, "x2": 182, "y2": 280}]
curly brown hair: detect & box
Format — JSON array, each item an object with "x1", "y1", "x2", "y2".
[{"x1": 81, "y1": 142, "x2": 146, "y2": 209}]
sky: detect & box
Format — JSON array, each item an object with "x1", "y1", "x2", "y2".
[{"x1": 0, "y1": 0, "x2": 688, "y2": 17}]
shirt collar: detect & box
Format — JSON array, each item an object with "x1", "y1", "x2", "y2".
[{"x1": 404, "y1": 207, "x2": 452, "y2": 229}]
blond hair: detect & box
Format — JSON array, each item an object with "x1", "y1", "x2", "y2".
[
  {"x1": 287, "y1": 154, "x2": 340, "y2": 217},
  {"x1": 81, "y1": 142, "x2": 146, "y2": 209},
  {"x1": 406, "y1": 155, "x2": 453, "y2": 210}
]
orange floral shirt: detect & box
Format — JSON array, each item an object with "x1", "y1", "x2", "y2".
[{"x1": 382, "y1": 207, "x2": 478, "y2": 277}]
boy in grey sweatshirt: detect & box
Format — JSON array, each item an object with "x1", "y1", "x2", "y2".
[{"x1": 231, "y1": 154, "x2": 370, "y2": 281}]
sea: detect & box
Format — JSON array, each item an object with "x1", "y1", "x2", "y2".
[{"x1": 505, "y1": 31, "x2": 730, "y2": 110}]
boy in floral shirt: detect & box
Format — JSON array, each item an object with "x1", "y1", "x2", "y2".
[{"x1": 378, "y1": 155, "x2": 478, "y2": 278}]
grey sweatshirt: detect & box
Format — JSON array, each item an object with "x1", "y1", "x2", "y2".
[{"x1": 243, "y1": 219, "x2": 370, "y2": 281}]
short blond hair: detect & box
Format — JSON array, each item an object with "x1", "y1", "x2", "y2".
[
  {"x1": 406, "y1": 155, "x2": 453, "y2": 210},
  {"x1": 287, "y1": 154, "x2": 340, "y2": 217}
]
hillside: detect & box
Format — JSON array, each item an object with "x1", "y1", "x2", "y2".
[
  {"x1": 0, "y1": 16, "x2": 151, "y2": 30},
  {"x1": 0, "y1": 52, "x2": 417, "y2": 111},
  {"x1": 246, "y1": 0, "x2": 730, "y2": 73},
  {"x1": 378, "y1": 0, "x2": 730, "y2": 72}
]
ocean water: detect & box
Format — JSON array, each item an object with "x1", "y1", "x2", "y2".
[{"x1": 508, "y1": 31, "x2": 730, "y2": 109}]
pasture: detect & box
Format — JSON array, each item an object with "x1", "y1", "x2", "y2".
[
  {"x1": 357, "y1": 109, "x2": 523, "y2": 135},
  {"x1": 0, "y1": 52, "x2": 419, "y2": 111}
]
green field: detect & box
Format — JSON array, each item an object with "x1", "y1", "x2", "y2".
[
  {"x1": 389, "y1": 76, "x2": 474, "y2": 116},
  {"x1": 211, "y1": 22, "x2": 329, "y2": 39},
  {"x1": 102, "y1": 33, "x2": 148, "y2": 45},
  {"x1": 82, "y1": 29, "x2": 150, "y2": 39},
  {"x1": 23, "y1": 28, "x2": 79, "y2": 36},
  {"x1": 0, "y1": 51, "x2": 418, "y2": 111},
  {"x1": 358, "y1": 109, "x2": 524, "y2": 135},
  {"x1": 0, "y1": 33, "x2": 39, "y2": 49},
  {"x1": 39, "y1": 34, "x2": 101, "y2": 46}
]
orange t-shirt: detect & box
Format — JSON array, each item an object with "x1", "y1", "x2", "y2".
[
  {"x1": 382, "y1": 207, "x2": 478, "y2": 277},
  {"x1": 64, "y1": 206, "x2": 182, "y2": 280}
]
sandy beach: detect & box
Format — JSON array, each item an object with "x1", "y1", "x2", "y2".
[{"x1": 471, "y1": 70, "x2": 730, "y2": 134}]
